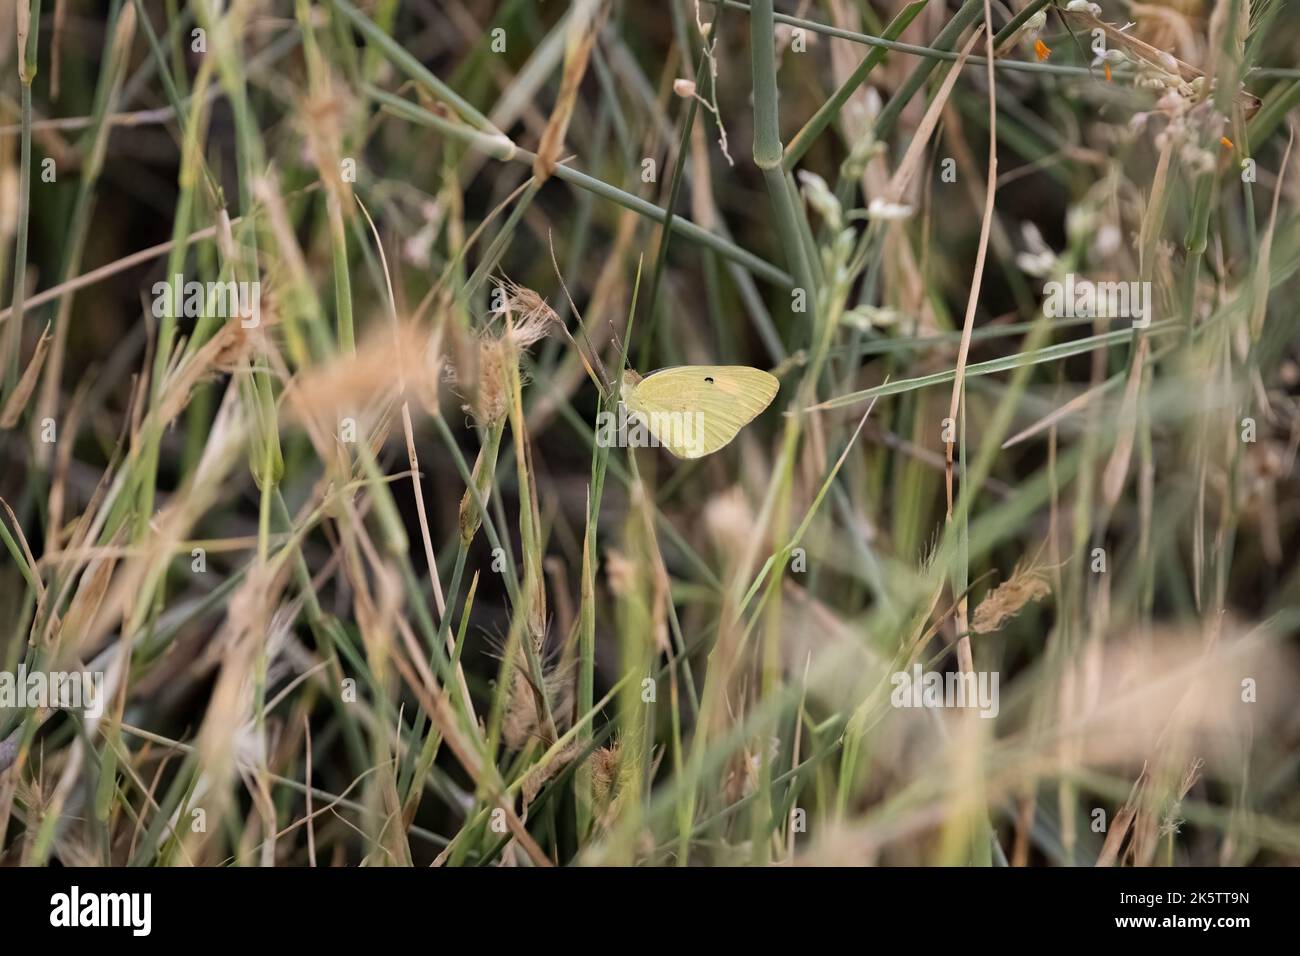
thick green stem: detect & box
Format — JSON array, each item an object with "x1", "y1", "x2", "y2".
[
  {"x1": 749, "y1": 0, "x2": 783, "y2": 169},
  {"x1": 750, "y1": 1, "x2": 816, "y2": 309}
]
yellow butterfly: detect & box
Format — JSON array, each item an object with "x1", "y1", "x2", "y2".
[{"x1": 620, "y1": 366, "x2": 779, "y2": 459}]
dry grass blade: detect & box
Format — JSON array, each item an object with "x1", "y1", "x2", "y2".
[
  {"x1": 533, "y1": 0, "x2": 607, "y2": 183},
  {"x1": 1100, "y1": 336, "x2": 1149, "y2": 511},
  {"x1": 884, "y1": 29, "x2": 984, "y2": 207},
  {"x1": 0, "y1": 322, "x2": 51, "y2": 428}
]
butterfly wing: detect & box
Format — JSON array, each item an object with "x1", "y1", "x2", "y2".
[{"x1": 624, "y1": 366, "x2": 779, "y2": 459}]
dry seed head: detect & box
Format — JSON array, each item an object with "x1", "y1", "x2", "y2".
[
  {"x1": 473, "y1": 337, "x2": 511, "y2": 424},
  {"x1": 465, "y1": 280, "x2": 557, "y2": 424},
  {"x1": 492, "y1": 279, "x2": 559, "y2": 339},
  {"x1": 522, "y1": 739, "x2": 583, "y2": 805},
  {"x1": 971, "y1": 560, "x2": 1052, "y2": 634},
  {"x1": 705, "y1": 486, "x2": 754, "y2": 556},
  {"x1": 502, "y1": 651, "x2": 572, "y2": 751},
  {"x1": 502, "y1": 667, "x2": 539, "y2": 751},
  {"x1": 287, "y1": 320, "x2": 429, "y2": 428},
  {"x1": 589, "y1": 740, "x2": 621, "y2": 808}
]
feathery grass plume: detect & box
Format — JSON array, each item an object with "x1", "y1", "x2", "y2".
[
  {"x1": 705, "y1": 485, "x2": 756, "y2": 560},
  {"x1": 1047, "y1": 623, "x2": 1292, "y2": 772},
  {"x1": 588, "y1": 740, "x2": 621, "y2": 812},
  {"x1": 584, "y1": 735, "x2": 655, "y2": 838},
  {"x1": 457, "y1": 281, "x2": 556, "y2": 545},
  {"x1": 462, "y1": 279, "x2": 557, "y2": 425},
  {"x1": 521, "y1": 738, "x2": 583, "y2": 807},
  {"x1": 283, "y1": 320, "x2": 428, "y2": 437},
  {"x1": 971, "y1": 559, "x2": 1053, "y2": 634},
  {"x1": 501, "y1": 645, "x2": 574, "y2": 752}
]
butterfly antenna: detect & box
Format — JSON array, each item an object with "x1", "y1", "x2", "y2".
[{"x1": 548, "y1": 231, "x2": 612, "y2": 396}]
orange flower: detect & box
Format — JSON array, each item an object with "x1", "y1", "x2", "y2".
[
  {"x1": 1034, "y1": 38, "x2": 1052, "y2": 61},
  {"x1": 1221, "y1": 136, "x2": 1235, "y2": 150}
]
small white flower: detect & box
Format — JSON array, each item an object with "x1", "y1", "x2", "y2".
[
  {"x1": 1017, "y1": 221, "x2": 1059, "y2": 277},
  {"x1": 672, "y1": 78, "x2": 696, "y2": 98},
  {"x1": 865, "y1": 197, "x2": 914, "y2": 220},
  {"x1": 1017, "y1": 9, "x2": 1048, "y2": 52},
  {"x1": 842, "y1": 127, "x2": 885, "y2": 178},
  {"x1": 797, "y1": 170, "x2": 843, "y2": 230},
  {"x1": 1017, "y1": 250, "x2": 1057, "y2": 277},
  {"x1": 1092, "y1": 45, "x2": 1127, "y2": 68},
  {"x1": 403, "y1": 228, "x2": 435, "y2": 268},
  {"x1": 843, "y1": 305, "x2": 902, "y2": 330},
  {"x1": 1066, "y1": 206, "x2": 1096, "y2": 242},
  {"x1": 1093, "y1": 224, "x2": 1122, "y2": 258},
  {"x1": 862, "y1": 86, "x2": 882, "y2": 118},
  {"x1": 1021, "y1": 221, "x2": 1052, "y2": 253}
]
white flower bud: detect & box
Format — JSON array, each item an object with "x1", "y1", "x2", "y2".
[{"x1": 865, "y1": 197, "x2": 914, "y2": 221}]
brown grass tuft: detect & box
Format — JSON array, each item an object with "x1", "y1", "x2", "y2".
[{"x1": 971, "y1": 560, "x2": 1053, "y2": 634}]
